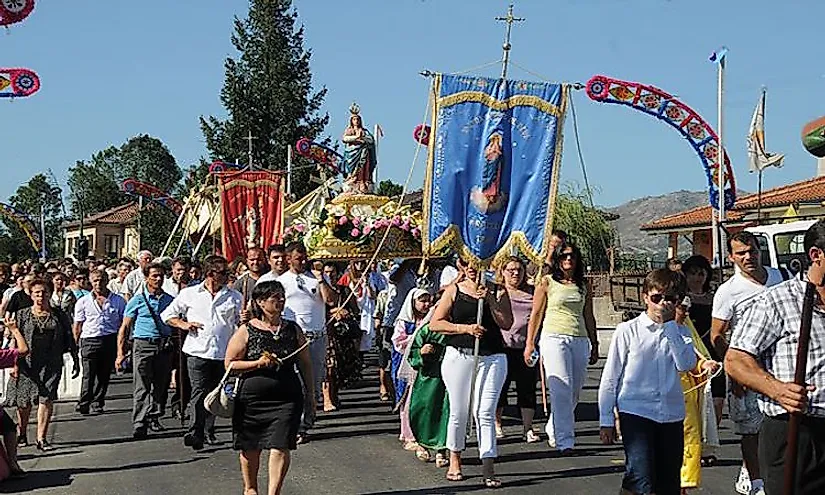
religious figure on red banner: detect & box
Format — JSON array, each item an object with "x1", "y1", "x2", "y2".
[
  {"x1": 342, "y1": 102, "x2": 377, "y2": 195},
  {"x1": 219, "y1": 171, "x2": 284, "y2": 263},
  {"x1": 245, "y1": 206, "x2": 259, "y2": 249}
]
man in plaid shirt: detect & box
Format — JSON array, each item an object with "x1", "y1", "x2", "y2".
[{"x1": 727, "y1": 220, "x2": 825, "y2": 495}]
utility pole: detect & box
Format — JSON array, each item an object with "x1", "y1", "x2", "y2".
[{"x1": 495, "y1": 4, "x2": 525, "y2": 80}]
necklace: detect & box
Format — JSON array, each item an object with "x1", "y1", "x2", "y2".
[{"x1": 31, "y1": 308, "x2": 51, "y2": 333}]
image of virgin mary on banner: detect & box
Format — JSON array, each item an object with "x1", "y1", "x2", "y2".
[
  {"x1": 217, "y1": 170, "x2": 284, "y2": 263},
  {"x1": 423, "y1": 73, "x2": 568, "y2": 266}
]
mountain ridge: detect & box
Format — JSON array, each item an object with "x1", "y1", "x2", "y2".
[{"x1": 606, "y1": 190, "x2": 710, "y2": 256}]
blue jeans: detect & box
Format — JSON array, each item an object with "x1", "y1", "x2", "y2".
[{"x1": 619, "y1": 412, "x2": 684, "y2": 495}]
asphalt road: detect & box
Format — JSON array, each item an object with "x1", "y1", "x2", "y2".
[{"x1": 4, "y1": 360, "x2": 745, "y2": 494}]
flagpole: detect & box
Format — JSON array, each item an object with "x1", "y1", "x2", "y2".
[
  {"x1": 716, "y1": 52, "x2": 726, "y2": 276},
  {"x1": 757, "y1": 170, "x2": 763, "y2": 222},
  {"x1": 755, "y1": 87, "x2": 766, "y2": 223}
]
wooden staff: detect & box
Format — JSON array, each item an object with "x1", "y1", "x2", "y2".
[
  {"x1": 177, "y1": 328, "x2": 186, "y2": 428},
  {"x1": 783, "y1": 280, "x2": 816, "y2": 494},
  {"x1": 539, "y1": 356, "x2": 549, "y2": 416}
]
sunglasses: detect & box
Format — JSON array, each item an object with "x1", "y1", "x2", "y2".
[
  {"x1": 559, "y1": 253, "x2": 576, "y2": 260},
  {"x1": 648, "y1": 293, "x2": 682, "y2": 304}
]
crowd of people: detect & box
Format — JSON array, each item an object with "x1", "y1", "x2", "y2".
[{"x1": 0, "y1": 221, "x2": 824, "y2": 494}]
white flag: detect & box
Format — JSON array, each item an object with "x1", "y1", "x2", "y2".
[{"x1": 747, "y1": 89, "x2": 784, "y2": 173}]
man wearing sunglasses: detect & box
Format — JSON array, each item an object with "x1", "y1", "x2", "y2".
[
  {"x1": 711, "y1": 231, "x2": 785, "y2": 495},
  {"x1": 162, "y1": 255, "x2": 243, "y2": 450},
  {"x1": 276, "y1": 242, "x2": 337, "y2": 444},
  {"x1": 599, "y1": 268, "x2": 697, "y2": 495}
]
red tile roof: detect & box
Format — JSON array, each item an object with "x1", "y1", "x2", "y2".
[
  {"x1": 64, "y1": 202, "x2": 140, "y2": 229},
  {"x1": 642, "y1": 175, "x2": 825, "y2": 231}
]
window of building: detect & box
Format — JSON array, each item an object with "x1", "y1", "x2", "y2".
[{"x1": 104, "y1": 235, "x2": 119, "y2": 257}]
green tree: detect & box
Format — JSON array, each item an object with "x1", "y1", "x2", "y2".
[
  {"x1": 67, "y1": 135, "x2": 183, "y2": 255},
  {"x1": 376, "y1": 179, "x2": 403, "y2": 198},
  {"x1": 200, "y1": 0, "x2": 328, "y2": 198},
  {"x1": 553, "y1": 184, "x2": 616, "y2": 271},
  {"x1": 0, "y1": 225, "x2": 31, "y2": 262},
  {"x1": 5, "y1": 174, "x2": 64, "y2": 259},
  {"x1": 67, "y1": 147, "x2": 126, "y2": 219},
  {"x1": 119, "y1": 134, "x2": 183, "y2": 194}
]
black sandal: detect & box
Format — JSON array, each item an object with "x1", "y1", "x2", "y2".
[
  {"x1": 700, "y1": 455, "x2": 717, "y2": 467},
  {"x1": 484, "y1": 477, "x2": 502, "y2": 489},
  {"x1": 446, "y1": 471, "x2": 464, "y2": 482}
]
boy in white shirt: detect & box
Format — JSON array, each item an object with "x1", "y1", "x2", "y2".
[{"x1": 599, "y1": 268, "x2": 697, "y2": 495}]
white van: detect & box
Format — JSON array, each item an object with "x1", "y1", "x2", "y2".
[{"x1": 744, "y1": 219, "x2": 817, "y2": 273}]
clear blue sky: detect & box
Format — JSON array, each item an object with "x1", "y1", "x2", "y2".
[{"x1": 2, "y1": 0, "x2": 823, "y2": 209}]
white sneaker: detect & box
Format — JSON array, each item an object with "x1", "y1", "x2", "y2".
[
  {"x1": 735, "y1": 466, "x2": 751, "y2": 495},
  {"x1": 749, "y1": 487, "x2": 765, "y2": 495}
]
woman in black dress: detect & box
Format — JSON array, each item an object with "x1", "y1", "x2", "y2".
[
  {"x1": 225, "y1": 281, "x2": 314, "y2": 495},
  {"x1": 4, "y1": 278, "x2": 76, "y2": 451}
]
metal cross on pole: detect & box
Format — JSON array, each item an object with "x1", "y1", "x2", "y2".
[
  {"x1": 495, "y1": 3, "x2": 525, "y2": 80},
  {"x1": 245, "y1": 130, "x2": 257, "y2": 169}
]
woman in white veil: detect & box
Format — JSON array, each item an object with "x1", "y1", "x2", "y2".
[{"x1": 391, "y1": 288, "x2": 433, "y2": 453}]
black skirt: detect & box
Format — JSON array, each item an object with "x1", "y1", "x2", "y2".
[{"x1": 232, "y1": 368, "x2": 303, "y2": 451}]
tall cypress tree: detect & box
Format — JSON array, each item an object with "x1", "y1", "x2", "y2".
[{"x1": 200, "y1": 0, "x2": 328, "y2": 198}]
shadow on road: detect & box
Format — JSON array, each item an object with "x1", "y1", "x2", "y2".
[
  {"x1": 0, "y1": 458, "x2": 199, "y2": 493},
  {"x1": 362, "y1": 465, "x2": 626, "y2": 494},
  {"x1": 59, "y1": 429, "x2": 185, "y2": 448}
]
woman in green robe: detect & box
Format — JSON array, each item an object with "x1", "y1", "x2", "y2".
[{"x1": 406, "y1": 323, "x2": 450, "y2": 468}]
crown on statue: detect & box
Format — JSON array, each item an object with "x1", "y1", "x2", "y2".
[{"x1": 349, "y1": 102, "x2": 361, "y2": 116}]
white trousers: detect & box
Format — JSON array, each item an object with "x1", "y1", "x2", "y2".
[
  {"x1": 441, "y1": 346, "x2": 508, "y2": 459},
  {"x1": 540, "y1": 334, "x2": 591, "y2": 450}
]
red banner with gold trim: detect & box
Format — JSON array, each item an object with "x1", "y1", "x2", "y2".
[{"x1": 217, "y1": 170, "x2": 284, "y2": 263}]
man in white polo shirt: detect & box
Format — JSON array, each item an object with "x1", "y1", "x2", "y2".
[
  {"x1": 277, "y1": 242, "x2": 337, "y2": 443},
  {"x1": 162, "y1": 255, "x2": 242, "y2": 451},
  {"x1": 711, "y1": 231, "x2": 787, "y2": 495}
]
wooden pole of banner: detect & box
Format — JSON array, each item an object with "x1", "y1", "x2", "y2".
[
  {"x1": 287, "y1": 145, "x2": 293, "y2": 199},
  {"x1": 466, "y1": 271, "x2": 484, "y2": 439},
  {"x1": 783, "y1": 280, "x2": 816, "y2": 494}
]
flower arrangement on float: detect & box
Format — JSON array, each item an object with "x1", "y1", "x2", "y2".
[{"x1": 282, "y1": 200, "x2": 422, "y2": 248}]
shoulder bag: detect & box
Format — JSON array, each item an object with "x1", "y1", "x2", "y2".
[{"x1": 204, "y1": 362, "x2": 239, "y2": 418}]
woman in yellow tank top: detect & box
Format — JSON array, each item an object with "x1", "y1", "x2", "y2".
[{"x1": 524, "y1": 241, "x2": 599, "y2": 453}]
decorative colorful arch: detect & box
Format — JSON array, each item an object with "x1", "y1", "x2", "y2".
[
  {"x1": 0, "y1": 202, "x2": 41, "y2": 253},
  {"x1": 0, "y1": 68, "x2": 40, "y2": 98},
  {"x1": 586, "y1": 75, "x2": 736, "y2": 210},
  {"x1": 122, "y1": 179, "x2": 182, "y2": 214},
  {"x1": 295, "y1": 138, "x2": 343, "y2": 175},
  {"x1": 0, "y1": 0, "x2": 35, "y2": 27}
]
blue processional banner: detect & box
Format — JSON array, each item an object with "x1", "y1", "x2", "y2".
[{"x1": 423, "y1": 73, "x2": 568, "y2": 266}]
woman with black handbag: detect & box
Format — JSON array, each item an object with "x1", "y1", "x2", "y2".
[{"x1": 225, "y1": 280, "x2": 314, "y2": 495}]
